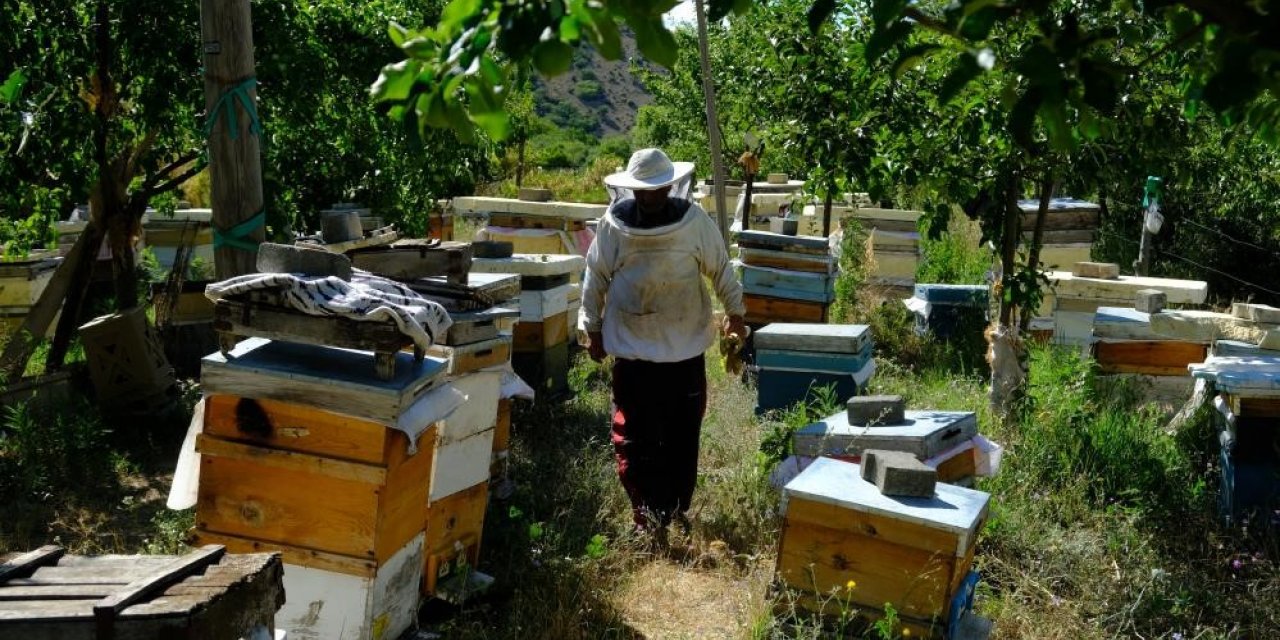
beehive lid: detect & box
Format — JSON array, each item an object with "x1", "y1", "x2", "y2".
[
  {"x1": 784, "y1": 457, "x2": 989, "y2": 553},
  {"x1": 1045, "y1": 272, "x2": 1208, "y2": 304},
  {"x1": 1189, "y1": 355, "x2": 1280, "y2": 396},
  {"x1": 754, "y1": 323, "x2": 870, "y2": 354},
  {"x1": 793, "y1": 409, "x2": 978, "y2": 459},
  {"x1": 912, "y1": 283, "x2": 989, "y2": 306},
  {"x1": 201, "y1": 338, "x2": 448, "y2": 425},
  {"x1": 1015, "y1": 197, "x2": 1100, "y2": 213},
  {"x1": 1092, "y1": 307, "x2": 1160, "y2": 341},
  {"x1": 470, "y1": 253, "x2": 585, "y2": 276}
]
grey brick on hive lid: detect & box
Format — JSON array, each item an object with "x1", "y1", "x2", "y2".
[
  {"x1": 847, "y1": 395, "x2": 905, "y2": 426},
  {"x1": 257, "y1": 242, "x2": 353, "y2": 280},
  {"x1": 1072, "y1": 261, "x2": 1120, "y2": 279},
  {"x1": 1135, "y1": 289, "x2": 1166, "y2": 314},
  {"x1": 859, "y1": 449, "x2": 937, "y2": 497}
]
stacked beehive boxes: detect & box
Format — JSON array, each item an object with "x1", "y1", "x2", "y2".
[
  {"x1": 807, "y1": 207, "x2": 923, "y2": 293},
  {"x1": 753, "y1": 323, "x2": 874, "y2": 414},
  {"x1": 1091, "y1": 306, "x2": 1209, "y2": 405},
  {"x1": 1189, "y1": 355, "x2": 1280, "y2": 524},
  {"x1": 453, "y1": 196, "x2": 604, "y2": 256},
  {"x1": 1042, "y1": 264, "x2": 1209, "y2": 345},
  {"x1": 194, "y1": 338, "x2": 454, "y2": 640},
  {"x1": 470, "y1": 254, "x2": 585, "y2": 400},
  {"x1": 1018, "y1": 197, "x2": 1100, "y2": 270},
  {"x1": 0, "y1": 258, "x2": 60, "y2": 337},
  {"x1": 735, "y1": 231, "x2": 836, "y2": 325},
  {"x1": 777, "y1": 457, "x2": 989, "y2": 637},
  {"x1": 143, "y1": 208, "x2": 215, "y2": 273}
]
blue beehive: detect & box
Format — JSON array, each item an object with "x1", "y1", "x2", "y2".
[
  {"x1": 753, "y1": 323, "x2": 873, "y2": 414},
  {"x1": 1195, "y1": 355, "x2": 1280, "y2": 526},
  {"x1": 906, "y1": 284, "x2": 989, "y2": 339}
]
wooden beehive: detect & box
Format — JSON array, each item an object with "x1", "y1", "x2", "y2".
[
  {"x1": 423, "y1": 482, "x2": 489, "y2": 597},
  {"x1": 793, "y1": 409, "x2": 979, "y2": 460},
  {"x1": 78, "y1": 306, "x2": 174, "y2": 402},
  {"x1": 778, "y1": 457, "x2": 988, "y2": 637},
  {"x1": 0, "y1": 545, "x2": 282, "y2": 640},
  {"x1": 754, "y1": 323, "x2": 875, "y2": 414},
  {"x1": 743, "y1": 294, "x2": 828, "y2": 324},
  {"x1": 426, "y1": 335, "x2": 512, "y2": 376},
  {"x1": 512, "y1": 310, "x2": 570, "y2": 353},
  {"x1": 0, "y1": 259, "x2": 59, "y2": 307},
  {"x1": 429, "y1": 370, "x2": 500, "y2": 503}
]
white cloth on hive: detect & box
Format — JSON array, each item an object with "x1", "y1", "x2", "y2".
[
  {"x1": 205, "y1": 271, "x2": 452, "y2": 352},
  {"x1": 165, "y1": 398, "x2": 205, "y2": 510}
]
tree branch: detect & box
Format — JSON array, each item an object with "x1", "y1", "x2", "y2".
[
  {"x1": 142, "y1": 149, "x2": 202, "y2": 191},
  {"x1": 144, "y1": 161, "x2": 203, "y2": 199}
]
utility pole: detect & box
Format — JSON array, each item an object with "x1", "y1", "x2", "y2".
[
  {"x1": 1135, "y1": 175, "x2": 1162, "y2": 276},
  {"x1": 201, "y1": 0, "x2": 265, "y2": 278},
  {"x1": 694, "y1": 0, "x2": 729, "y2": 247}
]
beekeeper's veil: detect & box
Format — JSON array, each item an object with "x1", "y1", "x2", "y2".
[{"x1": 603, "y1": 148, "x2": 695, "y2": 215}]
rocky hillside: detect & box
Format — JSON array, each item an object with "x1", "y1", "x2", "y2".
[{"x1": 533, "y1": 32, "x2": 653, "y2": 137}]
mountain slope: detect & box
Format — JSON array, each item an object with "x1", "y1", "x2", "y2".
[{"x1": 533, "y1": 32, "x2": 653, "y2": 137}]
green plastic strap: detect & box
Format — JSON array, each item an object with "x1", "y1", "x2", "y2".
[
  {"x1": 1143, "y1": 175, "x2": 1162, "y2": 208},
  {"x1": 204, "y1": 76, "x2": 261, "y2": 141},
  {"x1": 213, "y1": 210, "x2": 265, "y2": 252}
]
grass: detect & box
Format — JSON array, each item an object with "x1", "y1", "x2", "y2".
[{"x1": 478, "y1": 155, "x2": 621, "y2": 204}]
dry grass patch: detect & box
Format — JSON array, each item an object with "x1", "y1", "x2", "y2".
[{"x1": 617, "y1": 559, "x2": 774, "y2": 640}]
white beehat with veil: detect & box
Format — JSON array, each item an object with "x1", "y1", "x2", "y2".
[{"x1": 602, "y1": 148, "x2": 696, "y2": 212}]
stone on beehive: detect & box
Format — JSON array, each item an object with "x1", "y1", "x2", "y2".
[
  {"x1": 1135, "y1": 289, "x2": 1166, "y2": 314},
  {"x1": 847, "y1": 394, "x2": 905, "y2": 426},
  {"x1": 1072, "y1": 261, "x2": 1120, "y2": 279},
  {"x1": 518, "y1": 187, "x2": 553, "y2": 202},
  {"x1": 860, "y1": 449, "x2": 937, "y2": 497},
  {"x1": 257, "y1": 242, "x2": 353, "y2": 280},
  {"x1": 1232, "y1": 302, "x2": 1280, "y2": 324}
]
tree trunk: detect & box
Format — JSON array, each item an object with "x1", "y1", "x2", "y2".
[
  {"x1": 516, "y1": 136, "x2": 526, "y2": 188},
  {"x1": 202, "y1": 0, "x2": 265, "y2": 278},
  {"x1": 989, "y1": 174, "x2": 1027, "y2": 422},
  {"x1": 694, "y1": 0, "x2": 729, "y2": 247},
  {"x1": 1019, "y1": 172, "x2": 1055, "y2": 331},
  {"x1": 822, "y1": 181, "x2": 835, "y2": 237}
]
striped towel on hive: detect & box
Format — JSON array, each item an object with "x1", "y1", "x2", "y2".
[{"x1": 205, "y1": 271, "x2": 452, "y2": 352}]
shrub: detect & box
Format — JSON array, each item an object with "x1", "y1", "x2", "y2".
[{"x1": 575, "y1": 80, "x2": 606, "y2": 103}]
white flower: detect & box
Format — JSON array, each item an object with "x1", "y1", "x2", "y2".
[{"x1": 977, "y1": 49, "x2": 995, "y2": 71}]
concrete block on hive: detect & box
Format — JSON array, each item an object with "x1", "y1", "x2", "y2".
[
  {"x1": 1072, "y1": 261, "x2": 1120, "y2": 279},
  {"x1": 1233, "y1": 302, "x2": 1280, "y2": 324},
  {"x1": 1135, "y1": 289, "x2": 1166, "y2": 314},
  {"x1": 518, "y1": 187, "x2": 553, "y2": 202},
  {"x1": 860, "y1": 449, "x2": 938, "y2": 497},
  {"x1": 257, "y1": 242, "x2": 353, "y2": 280},
  {"x1": 848, "y1": 394, "x2": 905, "y2": 425}
]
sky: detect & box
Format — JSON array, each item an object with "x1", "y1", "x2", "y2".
[{"x1": 663, "y1": 0, "x2": 698, "y2": 27}]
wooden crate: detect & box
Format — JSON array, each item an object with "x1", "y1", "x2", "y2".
[
  {"x1": 0, "y1": 259, "x2": 58, "y2": 307},
  {"x1": 512, "y1": 311, "x2": 570, "y2": 353},
  {"x1": 793, "y1": 409, "x2": 979, "y2": 459},
  {"x1": 0, "y1": 546, "x2": 283, "y2": 640},
  {"x1": 1094, "y1": 340, "x2": 1208, "y2": 376},
  {"x1": 430, "y1": 371, "x2": 501, "y2": 502},
  {"x1": 196, "y1": 406, "x2": 434, "y2": 562},
  {"x1": 778, "y1": 457, "x2": 988, "y2": 635},
  {"x1": 743, "y1": 294, "x2": 827, "y2": 324},
  {"x1": 426, "y1": 335, "x2": 512, "y2": 376},
  {"x1": 424, "y1": 482, "x2": 489, "y2": 596},
  {"x1": 79, "y1": 306, "x2": 174, "y2": 401}
]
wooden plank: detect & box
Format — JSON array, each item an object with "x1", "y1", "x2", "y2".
[
  {"x1": 777, "y1": 518, "x2": 956, "y2": 621},
  {"x1": 317, "y1": 228, "x2": 398, "y2": 254},
  {"x1": 376, "y1": 429, "x2": 434, "y2": 565},
  {"x1": 348, "y1": 241, "x2": 472, "y2": 282},
  {"x1": 196, "y1": 433, "x2": 387, "y2": 484},
  {"x1": 1018, "y1": 210, "x2": 1100, "y2": 230},
  {"x1": 201, "y1": 338, "x2": 448, "y2": 426},
  {"x1": 93, "y1": 545, "x2": 225, "y2": 637},
  {"x1": 740, "y1": 264, "x2": 834, "y2": 297},
  {"x1": 1228, "y1": 395, "x2": 1280, "y2": 418},
  {"x1": 488, "y1": 214, "x2": 587, "y2": 232},
  {"x1": 213, "y1": 299, "x2": 412, "y2": 355},
  {"x1": 734, "y1": 230, "x2": 830, "y2": 255},
  {"x1": 451, "y1": 196, "x2": 606, "y2": 220},
  {"x1": 0, "y1": 228, "x2": 93, "y2": 381},
  {"x1": 443, "y1": 306, "x2": 518, "y2": 346},
  {"x1": 1021, "y1": 228, "x2": 1096, "y2": 244},
  {"x1": 192, "y1": 529, "x2": 376, "y2": 578},
  {"x1": 934, "y1": 446, "x2": 978, "y2": 484},
  {"x1": 1047, "y1": 271, "x2": 1208, "y2": 304},
  {"x1": 0, "y1": 584, "x2": 120, "y2": 600},
  {"x1": 203, "y1": 395, "x2": 391, "y2": 465},
  {"x1": 743, "y1": 294, "x2": 827, "y2": 324},
  {"x1": 430, "y1": 429, "x2": 496, "y2": 503},
  {"x1": 197, "y1": 454, "x2": 380, "y2": 559},
  {"x1": 0, "y1": 546, "x2": 64, "y2": 585},
  {"x1": 492, "y1": 398, "x2": 512, "y2": 453},
  {"x1": 469, "y1": 253, "x2": 585, "y2": 277},
  {"x1": 784, "y1": 496, "x2": 958, "y2": 556},
  {"x1": 1094, "y1": 340, "x2": 1206, "y2": 375},
  {"x1": 847, "y1": 207, "x2": 923, "y2": 223}
]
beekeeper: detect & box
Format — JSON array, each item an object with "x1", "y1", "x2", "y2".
[{"x1": 580, "y1": 148, "x2": 747, "y2": 535}]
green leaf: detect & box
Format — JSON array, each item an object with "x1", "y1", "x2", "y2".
[
  {"x1": 387, "y1": 22, "x2": 410, "y2": 49},
  {"x1": 585, "y1": 534, "x2": 607, "y2": 559},
  {"x1": 938, "y1": 53, "x2": 981, "y2": 104},
  {"x1": 1008, "y1": 88, "x2": 1040, "y2": 149},
  {"x1": 441, "y1": 0, "x2": 483, "y2": 30},
  {"x1": 807, "y1": 0, "x2": 836, "y2": 34},
  {"x1": 892, "y1": 44, "x2": 939, "y2": 79},
  {"x1": 471, "y1": 109, "x2": 511, "y2": 140},
  {"x1": 631, "y1": 18, "x2": 677, "y2": 69},
  {"x1": 0, "y1": 69, "x2": 26, "y2": 104},
  {"x1": 532, "y1": 39, "x2": 574, "y2": 76},
  {"x1": 369, "y1": 60, "x2": 419, "y2": 103},
  {"x1": 559, "y1": 16, "x2": 581, "y2": 42},
  {"x1": 1079, "y1": 60, "x2": 1118, "y2": 113},
  {"x1": 958, "y1": 6, "x2": 998, "y2": 40},
  {"x1": 870, "y1": 0, "x2": 908, "y2": 29},
  {"x1": 528, "y1": 521, "x2": 544, "y2": 540},
  {"x1": 867, "y1": 21, "x2": 912, "y2": 64}
]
